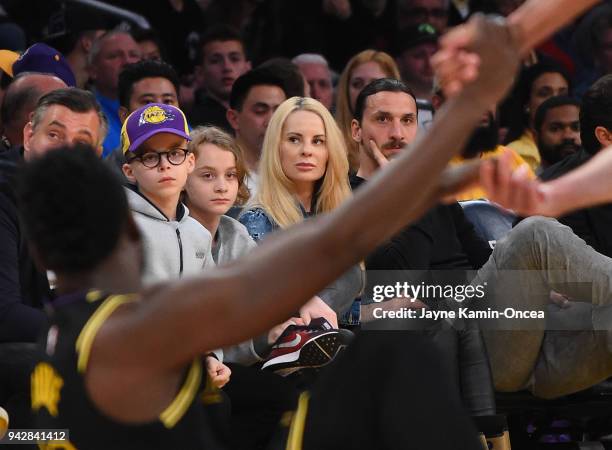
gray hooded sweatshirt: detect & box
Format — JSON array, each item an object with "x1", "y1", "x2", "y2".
[{"x1": 125, "y1": 187, "x2": 216, "y2": 285}]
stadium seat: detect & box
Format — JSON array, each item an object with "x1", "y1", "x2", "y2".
[{"x1": 459, "y1": 200, "x2": 516, "y2": 249}]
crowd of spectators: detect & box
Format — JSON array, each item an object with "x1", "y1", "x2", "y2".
[{"x1": 2, "y1": 0, "x2": 612, "y2": 448}]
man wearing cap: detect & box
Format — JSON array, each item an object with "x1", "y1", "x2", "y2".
[
  {"x1": 121, "y1": 103, "x2": 215, "y2": 286},
  {"x1": 394, "y1": 24, "x2": 439, "y2": 130},
  {"x1": 0, "y1": 88, "x2": 107, "y2": 343},
  {"x1": 88, "y1": 30, "x2": 141, "y2": 158}
]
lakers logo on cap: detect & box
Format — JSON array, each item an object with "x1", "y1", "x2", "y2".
[{"x1": 139, "y1": 105, "x2": 174, "y2": 126}]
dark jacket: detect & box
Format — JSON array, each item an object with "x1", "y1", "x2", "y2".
[
  {"x1": 351, "y1": 174, "x2": 496, "y2": 416},
  {"x1": 0, "y1": 146, "x2": 49, "y2": 343},
  {"x1": 188, "y1": 91, "x2": 232, "y2": 133},
  {"x1": 540, "y1": 148, "x2": 612, "y2": 258}
]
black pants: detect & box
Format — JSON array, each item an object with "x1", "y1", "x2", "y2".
[{"x1": 293, "y1": 331, "x2": 484, "y2": 450}]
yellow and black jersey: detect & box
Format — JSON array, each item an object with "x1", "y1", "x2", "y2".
[{"x1": 31, "y1": 290, "x2": 224, "y2": 450}]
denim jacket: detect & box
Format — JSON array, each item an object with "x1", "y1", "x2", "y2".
[{"x1": 239, "y1": 206, "x2": 364, "y2": 315}]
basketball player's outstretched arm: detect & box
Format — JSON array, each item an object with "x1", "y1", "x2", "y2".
[
  {"x1": 90, "y1": 15, "x2": 519, "y2": 373},
  {"x1": 479, "y1": 146, "x2": 612, "y2": 217},
  {"x1": 432, "y1": 0, "x2": 600, "y2": 96}
]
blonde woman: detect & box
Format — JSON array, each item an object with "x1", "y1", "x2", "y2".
[
  {"x1": 240, "y1": 96, "x2": 363, "y2": 328},
  {"x1": 335, "y1": 50, "x2": 401, "y2": 172}
]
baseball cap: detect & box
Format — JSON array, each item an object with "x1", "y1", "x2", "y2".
[
  {"x1": 396, "y1": 23, "x2": 439, "y2": 53},
  {"x1": 0, "y1": 49, "x2": 18, "y2": 77},
  {"x1": 121, "y1": 104, "x2": 191, "y2": 155},
  {"x1": 11, "y1": 43, "x2": 76, "y2": 86}
]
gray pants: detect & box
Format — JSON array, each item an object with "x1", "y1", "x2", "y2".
[{"x1": 471, "y1": 216, "x2": 612, "y2": 398}]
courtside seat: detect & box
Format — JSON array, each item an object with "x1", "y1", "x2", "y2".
[{"x1": 459, "y1": 200, "x2": 516, "y2": 249}]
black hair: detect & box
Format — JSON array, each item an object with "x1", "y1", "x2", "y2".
[
  {"x1": 229, "y1": 68, "x2": 288, "y2": 111},
  {"x1": 533, "y1": 95, "x2": 581, "y2": 133},
  {"x1": 580, "y1": 74, "x2": 612, "y2": 155},
  {"x1": 32, "y1": 88, "x2": 108, "y2": 141},
  {"x1": 132, "y1": 28, "x2": 167, "y2": 61},
  {"x1": 118, "y1": 59, "x2": 180, "y2": 108},
  {"x1": 503, "y1": 59, "x2": 571, "y2": 144},
  {"x1": 257, "y1": 58, "x2": 305, "y2": 98},
  {"x1": 197, "y1": 24, "x2": 245, "y2": 64},
  {"x1": 1, "y1": 73, "x2": 44, "y2": 129},
  {"x1": 353, "y1": 78, "x2": 417, "y2": 122},
  {"x1": 16, "y1": 145, "x2": 130, "y2": 273}
]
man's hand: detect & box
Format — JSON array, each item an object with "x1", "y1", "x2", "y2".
[
  {"x1": 205, "y1": 356, "x2": 231, "y2": 388},
  {"x1": 369, "y1": 139, "x2": 390, "y2": 168},
  {"x1": 267, "y1": 318, "x2": 305, "y2": 344},
  {"x1": 300, "y1": 296, "x2": 339, "y2": 328}
]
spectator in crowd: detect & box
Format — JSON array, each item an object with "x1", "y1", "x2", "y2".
[
  {"x1": 431, "y1": 86, "x2": 535, "y2": 200},
  {"x1": 133, "y1": 28, "x2": 164, "y2": 61},
  {"x1": 0, "y1": 73, "x2": 66, "y2": 150},
  {"x1": 184, "y1": 125, "x2": 297, "y2": 366},
  {"x1": 335, "y1": 49, "x2": 400, "y2": 172},
  {"x1": 106, "y1": 59, "x2": 180, "y2": 173},
  {"x1": 258, "y1": 57, "x2": 308, "y2": 98},
  {"x1": 504, "y1": 60, "x2": 570, "y2": 171},
  {"x1": 120, "y1": 103, "x2": 215, "y2": 286},
  {"x1": 394, "y1": 23, "x2": 439, "y2": 130},
  {"x1": 396, "y1": 0, "x2": 450, "y2": 34},
  {"x1": 348, "y1": 78, "x2": 612, "y2": 400},
  {"x1": 0, "y1": 88, "x2": 107, "y2": 343},
  {"x1": 239, "y1": 96, "x2": 363, "y2": 330},
  {"x1": 573, "y1": 4, "x2": 612, "y2": 98},
  {"x1": 395, "y1": 24, "x2": 438, "y2": 100},
  {"x1": 52, "y1": 29, "x2": 106, "y2": 89},
  {"x1": 534, "y1": 95, "x2": 581, "y2": 170},
  {"x1": 538, "y1": 76, "x2": 612, "y2": 258},
  {"x1": 293, "y1": 53, "x2": 334, "y2": 111},
  {"x1": 190, "y1": 25, "x2": 251, "y2": 133},
  {"x1": 349, "y1": 78, "x2": 496, "y2": 417},
  {"x1": 226, "y1": 68, "x2": 289, "y2": 197},
  {"x1": 88, "y1": 30, "x2": 142, "y2": 158}
]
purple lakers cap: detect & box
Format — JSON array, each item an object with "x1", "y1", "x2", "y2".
[
  {"x1": 121, "y1": 103, "x2": 191, "y2": 154},
  {"x1": 12, "y1": 43, "x2": 76, "y2": 87}
]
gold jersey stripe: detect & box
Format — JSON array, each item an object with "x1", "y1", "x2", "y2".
[
  {"x1": 160, "y1": 359, "x2": 202, "y2": 428},
  {"x1": 75, "y1": 294, "x2": 136, "y2": 373},
  {"x1": 286, "y1": 391, "x2": 310, "y2": 450}
]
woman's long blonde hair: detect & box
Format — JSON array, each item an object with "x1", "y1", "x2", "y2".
[
  {"x1": 335, "y1": 50, "x2": 401, "y2": 172},
  {"x1": 250, "y1": 96, "x2": 351, "y2": 229}
]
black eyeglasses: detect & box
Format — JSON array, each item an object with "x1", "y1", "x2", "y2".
[{"x1": 131, "y1": 148, "x2": 190, "y2": 168}]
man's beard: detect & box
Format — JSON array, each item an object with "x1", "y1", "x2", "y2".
[
  {"x1": 461, "y1": 113, "x2": 499, "y2": 159},
  {"x1": 539, "y1": 139, "x2": 581, "y2": 167}
]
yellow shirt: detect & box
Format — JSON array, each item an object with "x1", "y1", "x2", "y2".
[
  {"x1": 507, "y1": 130, "x2": 540, "y2": 172},
  {"x1": 450, "y1": 145, "x2": 535, "y2": 201}
]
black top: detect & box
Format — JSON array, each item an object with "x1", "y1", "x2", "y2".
[
  {"x1": 32, "y1": 290, "x2": 224, "y2": 450},
  {"x1": 540, "y1": 148, "x2": 612, "y2": 258},
  {"x1": 188, "y1": 91, "x2": 232, "y2": 134},
  {"x1": 0, "y1": 146, "x2": 48, "y2": 343},
  {"x1": 350, "y1": 175, "x2": 491, "y2": 274}
]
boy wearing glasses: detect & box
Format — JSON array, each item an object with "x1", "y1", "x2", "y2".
[{"x1": 121, "y1": 103, "x2": 216, "y2": 286}]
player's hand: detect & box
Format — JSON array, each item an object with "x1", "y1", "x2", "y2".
[
  {"x1": 479, "y1": 150, "x2": 560, "y2": 217},
  {"x1": 432, "y1": 14, "x2": 520, "y2": 103},
  {"x1": 300, "y1": 296, "x2": 338, "y2": 328},
  {"x1": 205, "y1": 356, "x2": 231, "y2": 388},
  {"x1": 437, "y1": 160, "x2": 482, "y2": 203}
]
